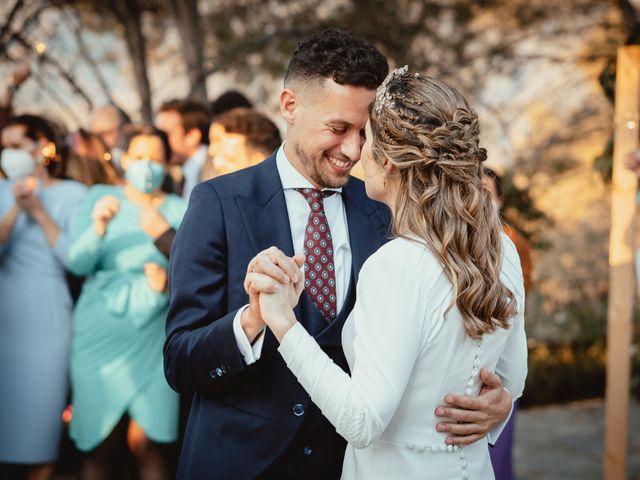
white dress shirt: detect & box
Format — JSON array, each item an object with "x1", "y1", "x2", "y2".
[
  {"x1": 278, "y1": 235, "x2": 528, "y2": 479},
  {"x1": 182, "y1": 145, "x2": 207, "y2": 199},
  {"x1": 233, "y1": 145, "x2": 352, "y2": 364}
]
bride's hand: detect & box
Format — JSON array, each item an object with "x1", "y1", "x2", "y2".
[
  {"x1": 283, "y1": 259, "x2": 305, "y2": 308},
  {"x1": 258, "y1": 278, "x2": 303, "y2": 342},
  {"x1": 245, "y1": 252, "x2": 305, "y2": 311},
  {"x1": 242, "y1": 248, "x2": 304, "y2": 341},
  {"x1": 260, "y1": 270, "x2": 304, "y2": 343}
]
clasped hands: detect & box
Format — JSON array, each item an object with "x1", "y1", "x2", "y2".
[
  {"x1": 12, "y1": 177, "x2": 44, "y2": 217},
  {"x1": 242, "y1": 246, "x2": 306, "y2": 342},
  {"x1": 242, "y1": 246, "x2": 513, "y2": 446}
]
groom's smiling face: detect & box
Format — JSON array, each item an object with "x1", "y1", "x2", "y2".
[{"x1": 281, "y1": 78, "x2": 375, "y2": 189}]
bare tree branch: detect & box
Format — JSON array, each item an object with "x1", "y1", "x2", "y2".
[
  {"x1": 63, "y1": 9, "x2": 119, "y2": 109},
  {"x1": 201, "y1": 28, "x2": 306, "y2": 79},
  {"x1": 8, "y1": 31, "x2": 94, "y2": 110},
  {"x1": 30, "y1": 67, "x2": 85, "y2": 126},
  {"x1": 110, "y1": 0, "x2": 153, "y2": 123},
  {"x1": 5, "y1": 52, "x2": 85, "y2": 126},
  {"x1": 163, "y1": 0, "x2": 207, "y2": 102},
  {"x1": 0, "y1": 0, "x2": 25, "y2": 45},
  {"x1": 0, "y1": 1, "x2": 97, "y2": 112}
]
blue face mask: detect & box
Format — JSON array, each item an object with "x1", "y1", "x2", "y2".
[{"x1": 125, "y1": 159, "x2": 165, "y2": 193}]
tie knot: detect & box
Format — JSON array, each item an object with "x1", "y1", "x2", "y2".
[{"x1": 296, "y1": 188, "x2": 336, "y2": 212}]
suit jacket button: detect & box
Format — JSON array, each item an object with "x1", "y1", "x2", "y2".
[
  {"x1": 215, "y1": 367, "x2": 224, "y2": 377},
  {"x1": 209, "y1": 369, "x2": 217, "y2": 379},
  {"x1": 293, "y1": 404, "x2": 305, "y2": 416},
  {"x1": 303, "y1": 446, "x2": 312, "y2": 456}
]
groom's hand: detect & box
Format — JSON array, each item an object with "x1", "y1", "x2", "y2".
[
  {"x1": 247, "y1": 246, "x2": 303, "y2": 286},
  {"x1": 434, "y1": 368, "x2": 512, "y2": 446},
  {"x1": 241, "y1": 247, "x2": 304, "y2": 342}
]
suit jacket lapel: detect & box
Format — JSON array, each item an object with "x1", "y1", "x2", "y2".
[
  {"x1": 234, "y1": 154, "x2": 309, "y2": 330},
  {"x1": 235, "y1": 155, "x2": 295, "y2": 257}
]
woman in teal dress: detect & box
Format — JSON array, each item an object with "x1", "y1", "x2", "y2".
[
  {"x1": 67, "y1": 126, "x2": 186, "y2": 479},
  {"x1": 0, "y1": 114, "x2": 87, "y2": 480}
]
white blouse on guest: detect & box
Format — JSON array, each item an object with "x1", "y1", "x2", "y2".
[{"x1": 278, "y1": 234, "x2": 527, "y2": 480}]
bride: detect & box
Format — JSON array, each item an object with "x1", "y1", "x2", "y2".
[{"x1": 253, "y1": 68, "x2": 527, "y2": 479}]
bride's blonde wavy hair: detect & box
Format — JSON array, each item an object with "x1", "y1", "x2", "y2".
[{"x1": 370, "y1": 71, "x2": 516, "y2": 338}]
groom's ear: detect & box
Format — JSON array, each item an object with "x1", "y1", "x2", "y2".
[{"x1": 280, "y1": 89, "x2": 297, "y2": 125}]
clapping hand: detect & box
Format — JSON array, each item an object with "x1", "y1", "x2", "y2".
[
  {"x1": 144, "y1": 262, "x2": 168, "y2": 292},
  {"x1": 11, "y1": 64, "x2": 31, "y2": 88},
  {"x1": 92, "y1": 195, "x2": 120, "y2": 236},
  {"x1": 13, "y1": 177, "x2": 43, "y2": 216},
  {"x1": 2, "y1": 65, "x2": 30, "y2": 108},
  {"x1": 140, "y1": 204, "x2": 170, "y2": 239}
]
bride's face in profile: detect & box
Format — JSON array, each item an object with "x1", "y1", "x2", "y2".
[{"x1": 360, "y1": 120, "x2": 388, "y2": 205}]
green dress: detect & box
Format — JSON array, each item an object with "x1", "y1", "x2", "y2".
[{"x1": 67, "y1": 184, "x2": 186, "y2": 451}]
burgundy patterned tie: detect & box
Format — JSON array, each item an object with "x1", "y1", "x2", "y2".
[{"x1": 296, "y1": 188, "x2": 337, "y2": 322}]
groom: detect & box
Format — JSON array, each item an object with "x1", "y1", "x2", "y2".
[{"x1": 164, "y1": 28, "x2": 513, "y2": 479}]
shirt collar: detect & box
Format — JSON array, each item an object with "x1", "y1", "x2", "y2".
[
  {"x1": 183, "y1": 145, "x2": 208, "y2": 178},
  {"x1": 275, "y1": 143, "x2": 342, "y2": 194}
]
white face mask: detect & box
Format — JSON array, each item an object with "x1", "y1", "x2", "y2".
[{"x1": 0, "y1": 148, "x2": 36, "y2": 180}]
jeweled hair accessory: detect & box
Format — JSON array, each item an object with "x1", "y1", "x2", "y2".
[{"x1": 374, "y1": 65, "x2": 410, "y2": 114}]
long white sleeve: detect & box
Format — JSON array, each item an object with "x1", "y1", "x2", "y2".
[
  {"x1": 278, "y1": 252, "x2": 423, "y2": 449},
  {"x1": 487, "y1": 236, "x2": 528, "y2": 445},
  {"x1": 494, "y1": 239, "x2": 528, "y2": 400}
]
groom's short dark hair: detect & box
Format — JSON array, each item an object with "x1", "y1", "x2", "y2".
[{"x1": 284, "y1": 28, "x2": 388, "y2": 89}]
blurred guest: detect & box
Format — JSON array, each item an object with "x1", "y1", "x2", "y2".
[
  {"x1": 482, "y1": 168, "x2": 532, "y2": 291},
  {"x1": 624, "y1": 150, "x2": 640, "y2": 289},
  {"x1": 66, "y1": 128, "x2": 122, "y2": 186},
  {"x1": 209, "y1": 89, "x2": 253, "y2": 118},
  {"x1": 90, "y1": 104, "x2": 132, "y2": 175},
  {"x1": 0, "y1": 114, "x2": 87, "y2": 480},
  {"x1": 625, "y1": 149, "x2": 640, "y2": 172},
  {"x1": 482, "y1": 167, "x2": 533, "y2": 480},
  {"x1": 67, "y1": 126, "x2": 186, "y2": 480},
  {"x1": 201, "y1": 107, "x2": 281, "y2": 181},
  {"x1": 0, "y1": 65, "x2": 31, "y2": 133},
  {"x1": 155, "y1": 99, "x2": 209, "y2": 199}
]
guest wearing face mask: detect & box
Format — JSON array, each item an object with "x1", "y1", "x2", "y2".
[
  {"x1": 0, "y1": 114, "x2": 87, "y2": 480},
  {"x1": 66, "y1": 126, "x2": 186, "y2": 480},
  {"x1": 66, "y1": 128, "x2": 122, "y2": 187},
  {"x1": 89, "y1": 104, "x2": 133, "y2": 177}
]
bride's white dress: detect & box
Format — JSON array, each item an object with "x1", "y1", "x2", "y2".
[{"x1": 278, "y1": 234, "x2": 527, "y2": 479}]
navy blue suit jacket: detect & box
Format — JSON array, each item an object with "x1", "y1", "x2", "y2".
[{"x1": 164, "y1": 154, "x2": 390, "y2": 479}]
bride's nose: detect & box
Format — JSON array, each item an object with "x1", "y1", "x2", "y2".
[{"x1": 340, "y1": 130, "x2": 362, "y2": 162}]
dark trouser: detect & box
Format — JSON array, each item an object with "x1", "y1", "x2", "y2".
[{"x1": 489, "y1": 402, "x2": 517, "y2": 480}]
